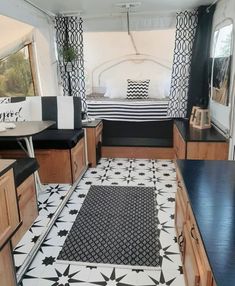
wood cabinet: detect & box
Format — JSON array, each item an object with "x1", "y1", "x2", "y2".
[
  {"x1": 175, "y1": 170, "x2": 215, "y2": 286},
  {"x1": 174, "y1": 125, "x2": 186, "y2": 159},
  {"x1": 174, "y1": 120, "x2": 228, "y2": 160},
  {"x1": 0, "y1": 161, "x2": 20, "y2": 286},
  {"x1": 0, "y1": 243, "x2": 17, "y2": 286},
  {"x1": 71, "y1": 137, "x2": 86, "y2": 182},
  {"x1": 83, "y1": 120, "x2": 103, "y2": 167},
  {"x1": 0, "y1": 169, "x2": 20, "y2": 246},
  {"x1": 12, "y1": 174, "x2": 38, "y2": 247},
  {"x1": 183, "y1": 223, "x2": 200, "y2": 286}
]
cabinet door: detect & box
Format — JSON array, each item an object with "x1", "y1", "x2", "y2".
[
  {"x1": 174, "y1": 125, "x2": 186, "y2": 159},
  {"x1": 183, "y1": 224, "x2": 200, "y2": 286},
  {"x1": 187, "y1": 208, "x2": 212, "y2": 286},
  {"x1": 0, "y1": 243, "x2": 17, "y2": 286},
  {"x1": 175, "y1": 192, "x2": 185, "y2": 250},
  {"x1": 0, "y1": 169, "x2": 19, "y2": 247},
  {"x1": 12, "y1": 175, "x2": 38, "y2": 248},
  {"x1": 71, "y1": 138, "x2": 86, "y2": 182},
  {"x1": 95, "y1": 122, "x2": 103, "y2": 145}
]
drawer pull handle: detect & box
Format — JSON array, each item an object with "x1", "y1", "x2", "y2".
[
  {"x1": 190, "y1": 226, "x2": 199, "y2": 243},
  {"x1": 178, "y1": 232, "x2": 183, "y2": 240},
  {"x1": 178, "y1": 232, "x2": 184, "y2": 253},
  {"x1": 177, "y1": 181, "x2": 182, "y2": 189}
]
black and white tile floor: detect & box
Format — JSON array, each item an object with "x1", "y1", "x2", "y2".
[{"x1": 15, "y1": 158, "x2": 185, "y2": 286}]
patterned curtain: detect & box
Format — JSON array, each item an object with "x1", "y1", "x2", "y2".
[
  {"x1": 55, "y1": 16, "x2": 87, "y2": 113},
  {"x1": 167, "y1": 11, "x2": 198, "y2": 118}
]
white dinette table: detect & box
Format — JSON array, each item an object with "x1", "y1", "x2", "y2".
[{"x1": 0, "y1": 121, "x2": 54, "y2": 194}]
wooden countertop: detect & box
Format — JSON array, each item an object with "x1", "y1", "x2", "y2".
[
  {"x1": 175, "y1": 119, "x2": 227, "y2": 142},
  {"x1": 0, "y1": 159, "x2": 15, "y2": 176},
  {"x1": 177, "y1": 160, "x2": 235, "y2": 286},
  {"x1": 0, "y1": 121, "x2": 55, "y2": 138}
]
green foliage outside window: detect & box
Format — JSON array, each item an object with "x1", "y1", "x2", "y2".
[{"x1": 0, "y1": 46, "x2": 35, "y2": 97}]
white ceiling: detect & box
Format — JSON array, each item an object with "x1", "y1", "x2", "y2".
[{"x1": 28, "y1": 0, "x2": 214, "y2": 16}]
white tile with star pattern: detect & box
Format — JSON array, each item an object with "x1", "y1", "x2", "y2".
[{"x1": 16, "y1": 158, "x2": 185, "y2": 286}]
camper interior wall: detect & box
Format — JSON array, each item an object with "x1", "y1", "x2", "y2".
[
  {"x1": 0, "y1": 0, "x2": 59, "y2": 96},
  {"x1": 83, "y1": 30, "x2": 175, "y2": 93},
  {"x1": 210, "y1": 0, "x2": 235, "y2": 158}
]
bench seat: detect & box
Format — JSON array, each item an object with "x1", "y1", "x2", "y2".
[
  {"x1": 0, "y1": 130, "x2": 86, "y2": 184},
  {"x1": 0, "y1": 129, "x2": 84, "y2": 150},
  {"x1": 0, "y1": 96, "x2": 86, "y2": 184}
]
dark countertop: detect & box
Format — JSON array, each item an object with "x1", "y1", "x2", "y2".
[
  {"x1": 177, "y1": 160, "x2": 235, "y2": 286},
  {"x1": 82, "y1": 119, "x2": 102, "y2": 128},
  {"x1": 0, "y1": 159, "x2": 15, "y2": 177},
  {"x1": 175, "y1": 119, "x2": 227, "y2": 142}
]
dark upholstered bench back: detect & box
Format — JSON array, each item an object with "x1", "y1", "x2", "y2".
[
  {"x1": 0, "y1": 96, "x2": 82, "y2": 130},
  {"x1": 102, "y1": 119, "x2": 173, "y2": 147}
]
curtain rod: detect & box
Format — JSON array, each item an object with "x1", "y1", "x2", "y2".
[{"x1": 22, "y1": 0, "x2": 55, "y2": 18}]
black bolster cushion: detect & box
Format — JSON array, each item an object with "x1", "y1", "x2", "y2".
[{"x1": 13, "y1": 158, "x2": 39, "y2": 187}]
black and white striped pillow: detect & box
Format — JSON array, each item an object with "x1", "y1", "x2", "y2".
[{"x1": 126, "y1": 79, "x2": 150, "y2": 99}]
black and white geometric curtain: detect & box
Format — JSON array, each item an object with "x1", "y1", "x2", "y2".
[
  {"x1": 55, "y1": 16, "x2": 87, "y2": 113},
  {"x1": 167, "y1": 11, "x2": 198, "y2": 118}
]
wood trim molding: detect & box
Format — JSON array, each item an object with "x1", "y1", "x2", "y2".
[
  {"x1": 102, "y1": 146, "x2": 174, "y2": 159},
  {"x1": 28, "y1": 43, "x2": 39, "y2": 96}
]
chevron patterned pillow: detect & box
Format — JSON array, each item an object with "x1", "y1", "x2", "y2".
[{"x1": 126, "y1": 79, "x2": 150, "y2": 99}]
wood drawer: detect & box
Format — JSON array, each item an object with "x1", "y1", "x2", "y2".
[
  {"x1": 183, "y1": 223, "x2": 200, "y2": 286},
  {"x1": 187, "y1": 206, "x2": 212, "y2": 286},
  {"x1": 175, "y1": 191, "x2": 186, "y2": 257}
]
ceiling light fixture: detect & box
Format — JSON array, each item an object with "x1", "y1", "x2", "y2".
[
  {"x1": 115, "y1": 2, "x2": 141, "y2": 55},
  {"x1": 115, "y1": 2, "x2": 141, "y2": 10},
  {"x1": 115, "y1": 2, "x2": 141, "y2": 34}
]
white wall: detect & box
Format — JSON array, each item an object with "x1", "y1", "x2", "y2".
[
  {"x1": 209, "y1": 0, "x2": 235, "y2": 158},
  {"x1": 0, "y1": 0, "x2": 59, "y2": 96},
  {"x1": 83, "y1": 30, "x2": 175, "y2": 93}
]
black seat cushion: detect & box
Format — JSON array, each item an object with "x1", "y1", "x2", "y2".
[
  {"x1": 32, "y1": 129, "x2": 84, "y2": 149},
  {"x1": 0, "y1": 129, "x2": 84, "y2": 150},
  {"x1": 13, "y1": 158, "x2": 39, "y2": 187}
]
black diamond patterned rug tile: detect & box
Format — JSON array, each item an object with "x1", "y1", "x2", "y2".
[{"x1": 57, "y1": 185, "x2": 161, "y2": 269}]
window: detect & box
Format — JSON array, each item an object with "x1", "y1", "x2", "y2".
[{"x1": 0, "y1": 44, "x2": 36, "y2": 97}]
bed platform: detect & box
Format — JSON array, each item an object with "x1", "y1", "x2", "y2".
[
  {"x1": 86, "y1": 53, "x2": 173, "y2": 159},
  {"x1": 87, "y1": 93, "x2": 169, "y2": 122}
]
